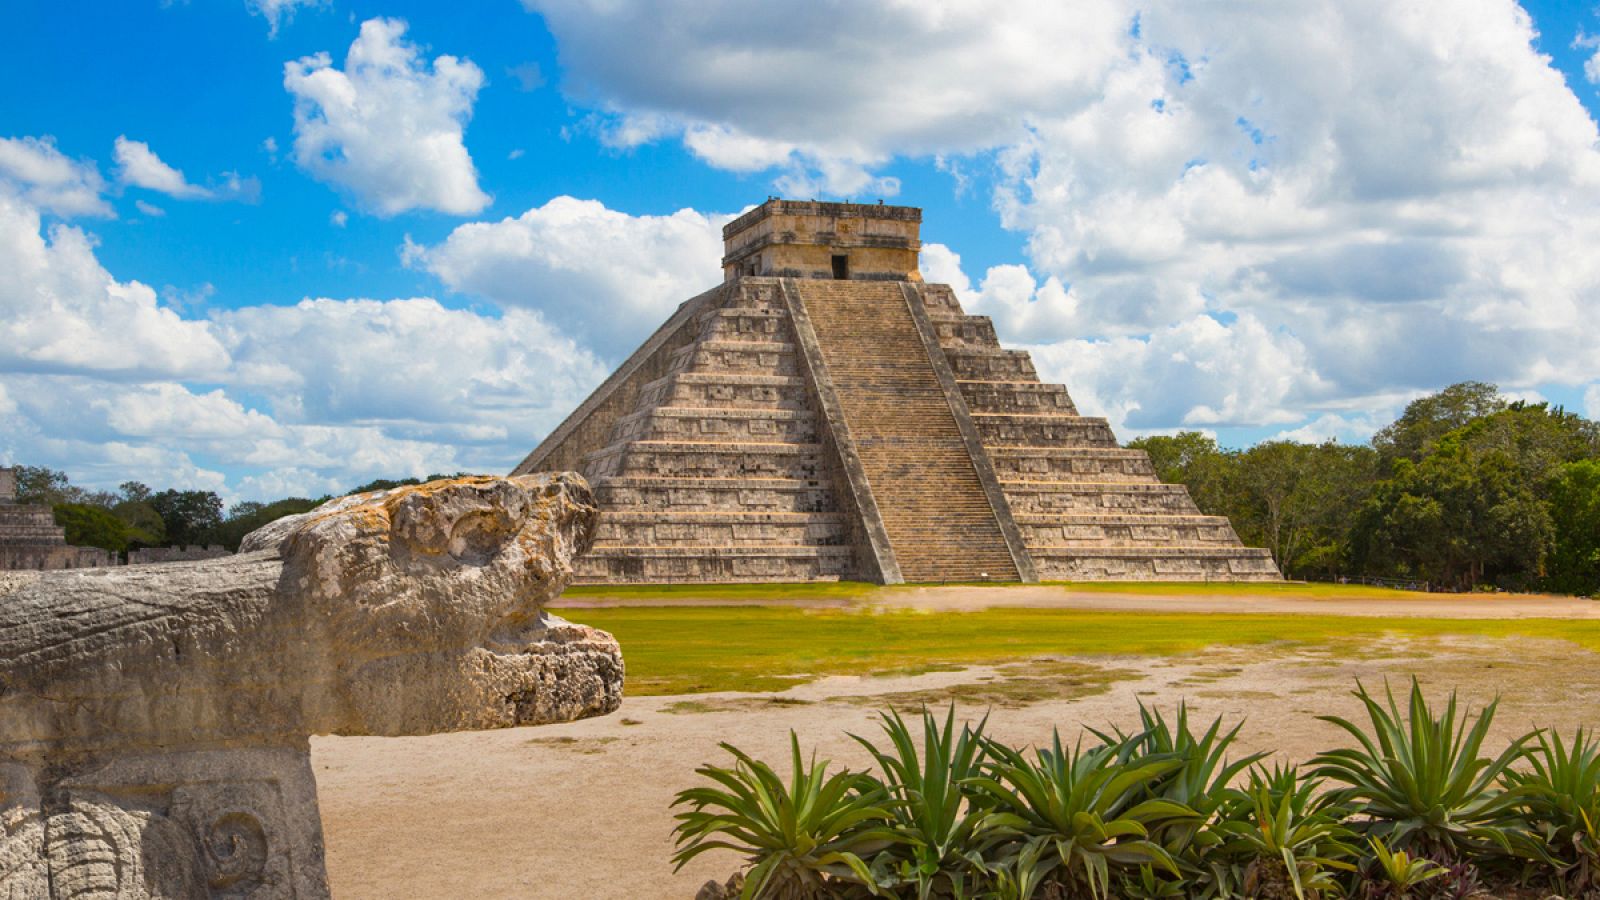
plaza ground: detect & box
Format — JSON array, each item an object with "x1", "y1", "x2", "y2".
[{"x1": 313, "y1": 582, "x2": 1600, "y2": 899}]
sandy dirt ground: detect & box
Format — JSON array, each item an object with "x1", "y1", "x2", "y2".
[{"x1": 316, "y1": 589, "x2": 1600, "y2": 899}]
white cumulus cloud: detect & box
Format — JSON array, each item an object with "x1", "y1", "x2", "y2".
[
  {"x1": 285, "y1": 18, "x2": 491, "y2": 216},
  {"x1": 113, "y1": 136, "x2": 213, "y2": 199},
  {"x1": 0, "y1": 186, "x2": 229, "y2": 379},
  {"x1": 408, "y1": 196, "x2": 729, "y2": 355},
  {"x1": 527, "y1": 0, "x2": 1129, "y2": 196},
  {"x1": 528, "y1": 0, "x2": 1600, "y2": 432},
  {"x1": 0, "y1": 136, "x2": 110, "y2": 217},
  {"x1": 0, "y1": 176, "x2": 607, "y2": 500}
]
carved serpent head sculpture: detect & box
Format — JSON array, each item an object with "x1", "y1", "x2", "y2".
[{"x1": 0, "y1": 473, "x2": 622, "y2": 898}]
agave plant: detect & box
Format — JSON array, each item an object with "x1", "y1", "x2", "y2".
[
  {"x1": 969, "y1": 729, "x2": 1199, "y2": 900},
  {"x1": 850, "y1": 706, "x2": 994, "y2": 899},
  {"x1": 1309, "y1": 679, "x2": 1532, "y2": 861},
  {"x1": 1362, "y1": 836, "x2": 1447, "y2": 898},
  {"x1": 671, "y1": 733, "x2": 898, "y2": 899},
  {"x1": 1505, "y1": 727, "x2": 1600, "y2": 892},
  {"x1": 1215, "y1": 766, "x2": 1358, "y2": 900},
  {"x1": 1094, "y1": 702, "x2": 1267, "y2": 895}
]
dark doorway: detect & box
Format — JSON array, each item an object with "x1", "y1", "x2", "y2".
[{"x1": 831, "y1": 254, "x2": 850, "y2": 280}]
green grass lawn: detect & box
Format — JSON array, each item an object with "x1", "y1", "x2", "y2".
[
  {"x1": 559, "y1": 579, "x2": 1446, "y2": 603},
  {"x1": 559, "y1": 605, "x2": 1600, "y2": 695}
]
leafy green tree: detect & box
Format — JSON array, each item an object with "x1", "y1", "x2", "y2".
[
  {"x1": 111, "y1": 499, "x2": 166, "y2": 547},
  {"x1": 16, "y1": 466, "x2": 115, "y2": 508},
  {"x1": 149, "y1": 489, "x2": 225, "y2": 547},
  {"x1": 15, "y1": 466, "x2": 74, "y2": 506},
  {"x1": 1354, "y1": 403, "x2": 1593, "y2": 590},
  {"x1": 213, "y1": 497, "x2": 321, "y2": 551},
  {"x1": 51, "y1": 503, "x2": 133, "y2": 554},
  {"x1": 347, "y1": 473, "x2": 465, "y2": 495},
  {"x1": 1231, "y1": 441, "x2": 1378, "y2": 578},
  {"x1": 1126, "y1": 432, "x2": 1237, "y2": 517},
  {"x1": 1546, "y1": 460, "x2": 1600, "y2": 596},
  {"x1": 1372, "y1": 381, "x2": 1506, "y2": 469}
]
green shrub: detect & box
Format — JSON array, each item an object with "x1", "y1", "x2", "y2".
[
  {"x1": 1506, "y1": 727, "x2": 1600, "y2": 893},
  {"x1": 849, "y1": 707, "x2": 993, "y2": 898},
  {"x1": 1214, "y1": 766, "x2": 1357, "y2": 900},
  {"x1": 669, "y1": 685, "x2": 1587, "y2": 899},
  {"x1": 670, "y1": 734, "x2": 897, "y2": 898},
  {"x1": 1309, "y1": 679, "x2": 1531, "y2": 861},
  {"x1": 1361, "y1": 837, "x2": 1446, "y2": 898},
  {"x1": 1095, "y1": 703, "x2": 1265, "y2": 896},
  {"x1": 969, "y1": 730, "x2": 1197, "y2": 899}
]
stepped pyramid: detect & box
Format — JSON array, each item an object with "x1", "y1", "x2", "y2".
[{"x1": 513, "y1": 200, "x2": 1280, "y2": 584}]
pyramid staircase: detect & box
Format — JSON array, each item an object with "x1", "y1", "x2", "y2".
[{"x1": 792, "y1": 279, "x2": 1021, "y2": 582}]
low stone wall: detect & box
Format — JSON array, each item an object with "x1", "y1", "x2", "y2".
[
  {"x1": 128, "y1": 544, "x2": 231, "y2": 565},
  {"x1": 0, "y1": 544, "x2": 114, "y2": 571}
]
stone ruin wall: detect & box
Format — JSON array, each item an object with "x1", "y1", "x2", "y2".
[
  {"x1": 0, "y1": 467, "x2": 116, "y2": 571},
  {"x1": 128, "y1": 544, "x2": 232, "y2": 565}
]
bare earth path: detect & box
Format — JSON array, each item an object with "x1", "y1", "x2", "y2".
[{"x1": 316, "y1": 587, "x2": 1600, "y2": 899}]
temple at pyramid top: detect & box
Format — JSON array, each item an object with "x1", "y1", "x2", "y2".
[
  {"x1": 721, "y1": 199, "x2": 923, "y2": 282},
  {"x1": 514, "y1": 198, "x2": 1280, "y2": 585}
]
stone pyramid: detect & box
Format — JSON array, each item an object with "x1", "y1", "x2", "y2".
[{"x1": 512, "y1": 200, "x2": 1280, "y2": 584}]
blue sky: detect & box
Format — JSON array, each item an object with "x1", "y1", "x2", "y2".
[{"x1": 3, "y1": 0, "x2": 1600, "y2": 501}]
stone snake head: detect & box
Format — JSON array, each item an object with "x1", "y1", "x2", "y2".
[{"x1": 0, "y1": 473, "x2": 623, "y2": 758}]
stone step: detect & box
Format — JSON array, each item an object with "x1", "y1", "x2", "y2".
[
  {"x1": 609, "y1": 406, "x2": 817, "y2": 443},
  {"x1": 574, "y1": 544, "x2": 854, "y2": 584},
  {"x1": 1029, "y1": 546, "x2": 1282, "y2": 582},
  {"x1": 635, "y1": 372, "x2": 809, "y2": 412},
  {"x1": 959, "y1": 381, "x2": 1078, "y2": 416},
  {"x1": 1000, "y1": 480, "x2": 1203, "y2": 515},
  {"x1": 700, "y1": 307, "x2": 791, "y2": 341},
  {"x1": 594, "y1": 511, "x2": 851, "y2": 547},
  {"x1": 594, "y1": 476, "x2": 837, "y2": 513},
  {"x1": 942, "y1": 346, "x2": 1039, "y2": 381},
  {"x1": 930, "y1": 315, "x2": 999, "y2": 350},
  {"x1": 726, "y1": 279, "x2": 789, "y2": 310},
  {"x1": 988, "y1": 446, "x2": 1159, "y2": 482},
  {"x1": 972, "y1": 413, "x2": 1118, "y2": 446},
  {"x1": 584, "y1": 440, "x2": 826, "y2": 480},
  {"x1": 796, "y1": 278, "x2": 1020, "y2": 583},
  {"x1": 670, "y1": 340, "x2": 798, "y2": 375},
  {"x1": 916, "y1": 284, "x2": 966, "y2": 318},
  {"x1": 1016, "y1": 513, "x2": 1245, "y2": 547}
]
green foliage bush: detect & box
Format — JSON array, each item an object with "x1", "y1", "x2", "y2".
[
  {"x1": 672, "y1": 682, "x2": 1600, "y2": 898},
  {"x1": 1129, "y1": 381, "x2": 1600, "y2": 594}
]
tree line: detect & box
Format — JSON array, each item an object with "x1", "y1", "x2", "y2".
[
  {"x1": 1128, "y1": 381, "x2": 1600, "y2": 594},
  {"x1": 11, "y1": 470, "x2": 463, "y2": 557}
]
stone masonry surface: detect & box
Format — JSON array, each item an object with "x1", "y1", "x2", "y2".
[{"x1": 516, "y1": 198, "x2": 1281, "y2": 584}]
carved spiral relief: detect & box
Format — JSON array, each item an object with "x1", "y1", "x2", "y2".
[{"x1": 199, "y1": 812, "x2": 268, "y2": 892}]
